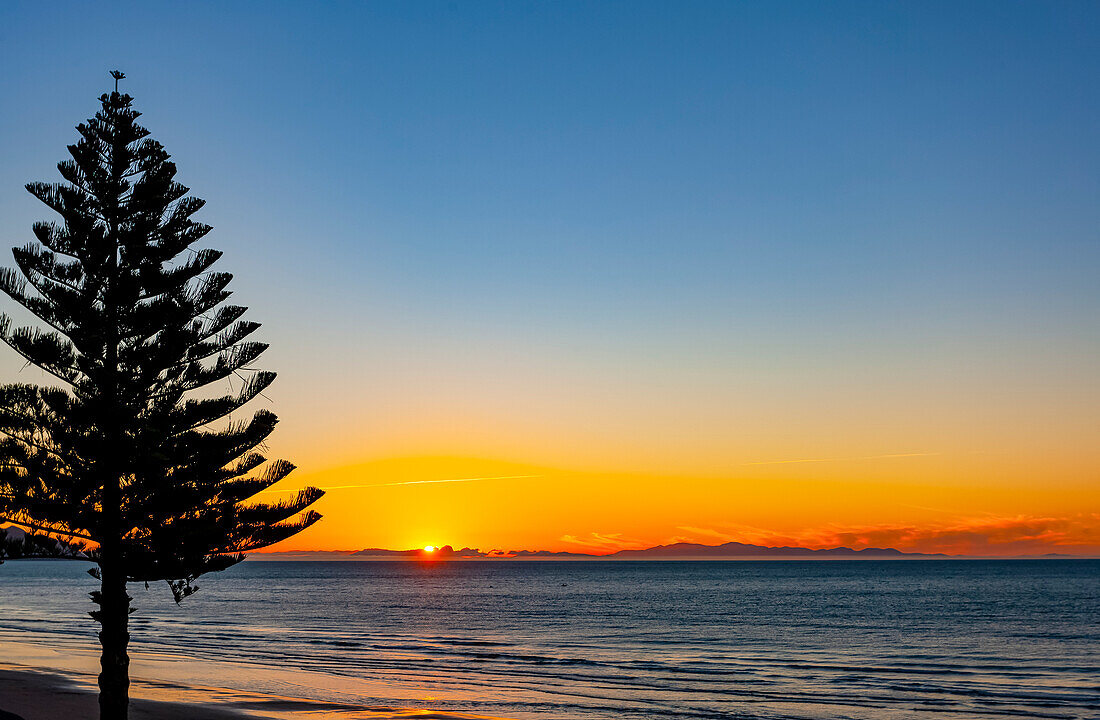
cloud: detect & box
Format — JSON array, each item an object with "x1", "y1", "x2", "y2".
[
  {"x1": 671, "y1": 515, "x2": 1100, "y2": 556},
  {"x1": 261, "y1": 474, "x2": 540, "y2": 494},
  {"x1": 560, "y1": 532, "x2": 649, "y2": 553},
  {"x1": 675, "y1": 525, "x2": 735, "y2": 542},
  {"x1": 743, "y1": 452, "x2": 938, "y2": 466}
]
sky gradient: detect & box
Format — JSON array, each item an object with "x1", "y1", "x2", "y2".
[{"x1": 1, "y1": 1, "x2": 1097, "y2": 555}]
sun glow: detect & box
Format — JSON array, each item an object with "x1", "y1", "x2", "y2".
[{"x1": 423, "y1": 545, "x2": 437, "y2": 553}]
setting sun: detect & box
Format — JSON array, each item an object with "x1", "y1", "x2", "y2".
[{"x1": 423, "y1": 545, "x2": 437, "y2": 553}]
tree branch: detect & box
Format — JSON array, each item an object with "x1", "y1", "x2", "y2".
[{"x1": 0, "y1": 515, "x2": 94, "y2": 542}]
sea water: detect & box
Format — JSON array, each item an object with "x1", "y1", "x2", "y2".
[{"x1": 0, "y1": 559, "x2": 1097, "y2": 719}]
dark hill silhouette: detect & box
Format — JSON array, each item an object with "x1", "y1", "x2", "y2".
[
  {"x1": 314, "y1": 540, "x2": 949, "y2": 560},
  {"x1": 609, "y1": 541, "x2": 945, "y2": 559}
]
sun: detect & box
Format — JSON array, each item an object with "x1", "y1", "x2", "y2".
[{"x1": 423, "y1": 545, "x2": 437, "y2": 553}]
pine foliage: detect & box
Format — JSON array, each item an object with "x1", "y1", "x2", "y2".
[
  {"x1": 0, "y1": 88, "x2": 323, "y2": 601},
  {"x1": 0, "y1": 526, "x2": 86, "y2": 562}
]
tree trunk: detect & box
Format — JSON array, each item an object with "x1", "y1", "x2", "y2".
[
  {"x1": 97, "y1": 554, "x2": 131, "y2": 720},
  {"x1": 99, "y1": 207, "x2": 128, "y2": 718}
]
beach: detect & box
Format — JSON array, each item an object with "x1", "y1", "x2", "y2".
[
  {"x1": 0, "y1": 667, "x2": 258, "y2": 720},
  {"x1": 0, "y1": 663, "x2": 509, "y2": 720}
]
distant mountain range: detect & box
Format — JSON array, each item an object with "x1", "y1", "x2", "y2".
[
  {"x1": 1, "y1": 526, "x2": 1083, "y2": 562},
  {"x1": 614, "y1": 541, "x2": 949, "y2": 559},
  {"x1": 257, "y1": 540, "x2": 958, "y2": 561}
]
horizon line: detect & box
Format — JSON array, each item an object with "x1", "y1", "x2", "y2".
[{"x1": 252, "y1": 537, "x2": 1099, "y2": 560}]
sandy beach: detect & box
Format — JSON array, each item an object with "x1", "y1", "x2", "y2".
[
  {"x1": 0, "y1": 661, "x2": 512, "y2": 720},
  {"x1": 0, "y1": 668, "x2": 260, "y2": 720}
]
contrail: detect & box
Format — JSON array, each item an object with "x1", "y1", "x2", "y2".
[
  {"x1": 743, "y1": 452, "x2": 937, "y2": 466},
  {"x1": 259, "y1": 474, "x2": 541, "y2": 494}
]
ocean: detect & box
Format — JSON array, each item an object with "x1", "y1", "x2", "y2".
[{"x1": 0, "y1": 559, "x2": 1097, "y2": 719}]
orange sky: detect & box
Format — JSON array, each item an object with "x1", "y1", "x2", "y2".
[
  {"x1": 242, "y1": 303, "x2": 1100, "y2": 558},
  {"x1": 3, "y1": 316, "x2": 1096, "y2": 556},
  {"x1": 258, "y1": 452, "x2": 1100, "y2": 557}
]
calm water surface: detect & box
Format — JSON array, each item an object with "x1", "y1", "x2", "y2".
[{"x1": 0, "y1": 560, "x2": 1097, "y2": 719}]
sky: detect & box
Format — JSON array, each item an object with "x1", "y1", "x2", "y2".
[{"x1": 0, "y1": 1, "x2": 1097, "y2": 556}]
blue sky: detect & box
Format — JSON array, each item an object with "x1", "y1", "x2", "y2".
[{"x1": 0, "y1": 2, "x2": 1097, "y2": 485}]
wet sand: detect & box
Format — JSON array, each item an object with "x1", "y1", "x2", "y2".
[
  {"x1": 0, "y1": 664, "x2": 512, "y2": 720},
  {"x1": 0, "y1": 668, "x2": 261, "y2": 720}
]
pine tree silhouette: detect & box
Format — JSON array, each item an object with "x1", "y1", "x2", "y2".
[{"x1": 0, "y1": 73, "x2": 323, "y2": 720}]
